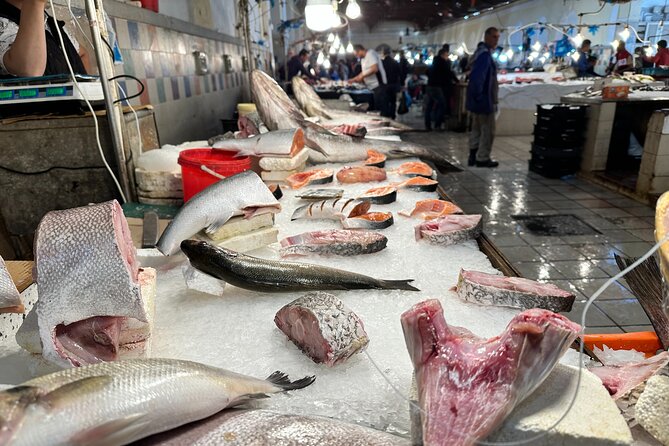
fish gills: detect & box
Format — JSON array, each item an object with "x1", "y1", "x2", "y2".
[
  {"x1": 401, "y1": 299, "x2": 580, "y2": 446},
  {"x1": 275, "y1": 292, "x2": 369, "y2": 366}
]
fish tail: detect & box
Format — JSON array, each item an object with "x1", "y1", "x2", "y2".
[
  {"x1": 377, "y1": 279, "x2": 420, "y2": 291},
  {"x1": 266, "y1": 371, "x2": 316, "y2": 391}
]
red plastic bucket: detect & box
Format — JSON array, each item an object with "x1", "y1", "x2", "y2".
[
  {"x1": 140, "y1": 0, "x2": 159, "y2": 13},
  {"x1": 178, "y1": 149, "x2": 251, "y2": 202}
]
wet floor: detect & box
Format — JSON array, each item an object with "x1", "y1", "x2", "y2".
[{"x1": 398, "y1": 108, "x2": 656, "y2": 334}]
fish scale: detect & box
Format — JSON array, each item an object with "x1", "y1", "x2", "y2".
[{"x1": 0, "y1": 256, "x2": 22, "y2": 313}]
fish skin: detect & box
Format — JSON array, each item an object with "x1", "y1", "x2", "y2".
[
  {"x1": 0, "y1": 358, "x2": 315, "y2": 446},
  {"x1": 342, "y1": 212, "x2": 395, "y2": 230},
  {"x1": 291, "y1": 199, "x2": 370, "y2": 221},
  {"x1": 156, "y1": 171, "x2": 281, "y2": 256},
  {"x1": 136, "y1": 409, "x2": 411, "y2": 446},
  {"x1": 211, "y1": 128, "x2": 305, "y2": 158},
  {"x1": 414, "y1": 215, "x2": 482, "y2": 246},
  {"x1": 456, "y1": 269, "x2": 576, "y2": 312},
  {"x1": 279, "y1": 230, "x2": 388, "y2": 257},
  {"x1": 0, "y1": 256, "x2": 22, "y2": 313},
  {"x1": 180, "y1": 240, "x2": 419, "y2": 292},
  {"x1": 275, "y1": 292, "x2": 369, "y2": 366},
  {"x1": 33, "y1": 200, "x2": 145, "y2": 368},
  {"x1": 359, "y1": 187, "x2": 397, "y2": 205}
]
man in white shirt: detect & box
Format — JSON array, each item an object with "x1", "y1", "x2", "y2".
[{"x1": 349, "y1": 44, "x2": 389, "y2": 116}]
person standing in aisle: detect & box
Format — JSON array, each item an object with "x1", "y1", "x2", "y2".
[
  {"x1": 573, "y1": 39, "x2": 591, "y2": 77},
  {"x1": 382, "y1": 49, "x2": 401, "y2": 119},
  {"x1": 286, "y1": 49, "x2": 316, "y2": 82},
  {"x1": 399, "y1": 52, "x2": 410, "y2": 86},
  {"x1": 349, "y1": 44, "x2": 388, "y2": 116},
  {"x1": 466, "y1": 27, "x2": 500, "y2": 168},
  {"x1": 608, "y1": 41, "x2": 632, "y2": 74},
  {"x1": 425, "y1": 49, "x2": 447, "y2": 131},
  {"x1": 440, "y1": 45, "x2": 457, "y2": 124}
]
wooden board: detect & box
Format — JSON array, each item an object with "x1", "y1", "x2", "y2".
[{"x1": 6, "y1": 261, "x2": 33, "y2": 292}]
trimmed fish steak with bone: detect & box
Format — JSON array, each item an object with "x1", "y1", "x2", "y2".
[
  {"x1": 456, "y1": 269, "x2": 576, "y2": 312},
  {"x1": 275, "y1": 292, "x2": 369, "y2": 366},
  {"x1": 0, "y1": 256, "x2": 22, "y2": 313},
  {"x1": 414, "y1": 214, "x2": 482, "y2": 246},
  {"x1": 280, "y1": 229, "x2": 387, "y2": 257},
  {"x1": 291, "y1": 198, "x2": 371, "y2": 222},
  {"x1": 401, "y1": 299, "x2": 580, "y2": 446}
]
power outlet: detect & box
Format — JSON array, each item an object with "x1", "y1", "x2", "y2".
[
  {"x1": 193, "y1": 51, "x2": 209, "y2": 75},
  {"x1": 223, "y1": 54, "x2": 233, "y2": 73}
]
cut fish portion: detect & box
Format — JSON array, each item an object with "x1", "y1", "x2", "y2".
[
  {"x1": 395, "y1": 161, "x2": 434, "y2": 178},
  {"x1": 415, "y1": 214, "x2": 482, "y2": 246},
  {"x1": 400, "y1": 199, "x2": 462, "y2": 220},
  {"x1": 286, "y1": 169, "x2": 334, "y2": 189},
  {"x1": 365, "y1": 150, "x2": 387, "y2": 168},
  {"x1": 326, "y1": 123, "x2": 367, "y2": 137},
  {"x1": 589, "y1": 351, "x2": 669, "y2": 399},
  {"x1": 358, "y1": 186, "x2": 397, "y2": 205},
  {"x1": 336, "y1": 166, "x2": 387, "y2": 184},
  {"x1": 291, "y1": 199, "x2": 370, "y2": 222},
  {"x1": 456, "y1": 269, "x2": 576, "y2": 312},
  {"x1": 342, "y1": 212, "x2": 394, "y2": 230},
  {"x1": 275, "y1": 292, "x2": 369, "y2": 366},
  {"x1": 280, "y1": 229, "x2": 387, "y2": 257},
  {"x1": 269, "y1": 184, "x2": 283, "y2": 200},
  {"x1": 0, "y1": 256, "x2": 23, "y2": 313},
  {"x1": 212, "y1": 128, "x2": 305, "y2": 158},
  {"x1": 393, "y1": 177, "x2": 439, "y2": 192},
  {"x1": 296, "y1": 189, "x2": 344, "y2": 200},
  {"x1": 401, "y1": 299, "x2": 580, "y2": 446}
]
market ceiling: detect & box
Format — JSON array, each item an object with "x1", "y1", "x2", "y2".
[{"x1": 351, "y1": 0, "x2": 516, "y2": 30}]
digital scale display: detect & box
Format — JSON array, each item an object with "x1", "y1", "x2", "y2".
[{"x1": 0, "y1": 85, "x2": 73, "y2": 101}]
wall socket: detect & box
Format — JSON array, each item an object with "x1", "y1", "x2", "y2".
[
  {"x1": 193, "y1": 51, "x2": 209, "y2": 75},
  {"x1": 223, "y1": 54, "x2": 233, "y2": 73}
]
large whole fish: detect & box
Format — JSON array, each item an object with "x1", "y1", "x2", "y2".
[
  {"x1": 210, "y1": 128, "x2": 310, "y2": 158},
  {"x1": 137, "y1": 409, "x2": 410, "y2": 446},
  {"x1": 156, "y1": 171, "x2": 281, "y2": 256},
  {"x1": 251, "y1": 70, "x2": 460, "y2": 169},
  {"x1": 0, "y1": 358, "x2": 314, "y2": 446},
  {"x1": 0, "y1": 255, "x2": 22, "y2": 313},
  {"x1": 181, "y1": 240, "x2": 419, "y2": 292}
]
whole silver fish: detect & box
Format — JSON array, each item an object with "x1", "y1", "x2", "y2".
[
  {"x1": 180, "y1": 240, "x2": 419, "y2": 292},
  {"x1": 137, "y1": 409, "x2": 410, "y2": 446},
  {"x1": 0, "y1": 358, "x2": 314, "y2": 446},
  {"x1": 156, "y1": 171, "x2": 281, "y2": 256},
  {"x1": 0, "y1": 255, "x2": 22, "y2": 313},
  {"x1": 291, "y1": 198, "x2": 370, "y2": 221},
  {"x1": 210, "y1": 128, "x2": 306, "y2": 158}
]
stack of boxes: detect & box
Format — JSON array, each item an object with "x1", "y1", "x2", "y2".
[{"x1": 259, "y1": 148, "x2": 310, "y2": 183}]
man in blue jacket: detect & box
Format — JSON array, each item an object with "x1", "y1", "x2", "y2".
[{"x1": 466, "y1": 27, "x2": 500, "y2": 167}]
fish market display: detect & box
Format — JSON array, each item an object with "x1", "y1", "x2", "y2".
[
  {"x1": 0, "y1": 255, "x2": 23, "y2": 313},
  {"x1": 400, "y1": 199, "x2": 463, "y2": 220},
  {"x1": 269, "y1": 184, "x2": 283, "y2": 200},
  {"x1": 156, "y1": 171, "x2": 280, "y2": 255},
  {"x1": 280, "y1": 229, "x2": 388, "y2": 257},
  {"x1": 211, "y1": 128, "x2": 306, "y2": 158},
  {"x1": 286, "y1": 169, "x2": 334, "y2": 189},
  {"x1": 326, "y1": 123, "x2": 368, "y2": 137},
  {"x1": 365, "y1": 150, "x2": 387, "y2": 167},
  {"x1": 359, "y1": 186, "x2": 398, "y2": 204},
  {"x1": 275, "y1": 292, "x2": 369, "y2": 366},
  {"x1": 291, "y1": 198, "x2": 370, "y2": 221},
  {"x1": 337, "y1": 166, "x2": 387, "y2": 184},
  {"x1": 236, "y1": 111, "x2": 268, "y2": 137},
  {"x1": 32, "y1": 200, "x2": 152, "y2": 368},
  {"x1": 296, "y1": 189, "x2": 344, "y2": 200},
  {"x1": 588, "y1": 351, "x2": 669, "y2": 399},
  {"x1": 137, "y1": 409, "x2": 411, "y2": 446},
  {"x1": 455, "y1": 269, "x2": 576, "y2": 312},
  {"x1": 394, "y1": 177, "x2": 439, "y2": 192},
  {"x1": 415, "y1": 214, "x2": 482, "y2": 246},
  {"x1": 343, "y1": 212, "x2": 395, "y2": 230},
  {"x1": 395, "y1": 161, "x2": 434, "y2": 178},
  {"x1": 181, "y1": 240, "x2": 419, "y2": 292},
  {"x1": 401, "y1": 299, "x2": 580, "y2": 446},
  {"x1": 0, "y1": 358, "x2": 315, "y2": 445}
]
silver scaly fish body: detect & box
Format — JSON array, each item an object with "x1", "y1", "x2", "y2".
[
  {"x1": 251, "y1": 70, "x2": 306, "y2": 130},
  {"x1": 0, "y1": 256, "x2": 22, "y2": 313},
  {"x1": 211, "y1": 128, "x2": 305, "y2": 158},
  {"x1": 137, "y1": 409, "x2": 411, "y2": 446},
  {"x1": 0, "y1": 358, "x2": 314, "y2": 446},
  {"x1": 156, "y1": 171, "x2": 280, "y2": 256}
]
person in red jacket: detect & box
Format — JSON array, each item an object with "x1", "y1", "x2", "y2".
[
  {"x1": 608, "y1": 41, "x2": 633, "y2": 74},
  {"x1": 648, "y1": 40, "x2": 669, "y2": 67}
]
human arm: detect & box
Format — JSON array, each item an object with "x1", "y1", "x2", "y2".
[
  {"x1": 349, "y1": 62, "x2": 378, "y2": 83},
  {"x1": 2, "y1": 0, "x2": 47, "y2": 76}
]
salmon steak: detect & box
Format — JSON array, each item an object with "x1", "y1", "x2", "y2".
[
  {"x1": 395, "y1": 161, "x2": 434, "y2": 178},
  {"x1": 342, "y1": 212, "x2": 394, "y2": 230},
  {"x1": 365, "y1": 150, "x2": 387, "y2": 168},
  {"x1": 336, "y1": 166, "x2": 387, "y2": 184},
  {"x1": 400, "y1": 199, "x2": 463, "y2": 220},
  {"x1": 358, "y1": 186, "x2": 397, "y2": 205},
  {"x1": 393, "y1": 177, "x2": 439, "y2": 192},
  {"x1": 286, "y1": 169, "x2": 334, "y2": 189}
]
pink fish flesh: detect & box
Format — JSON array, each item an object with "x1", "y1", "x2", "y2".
[
  {"x1": 456, "y1": 269, "x2": 576, "y2": 312},
  {"x1": 588, "y1": 351, "x2": 669, "y2": 399},
  {"x1": 280, "y1": 230, "x2": 387, "y2": 257},
  {"x1": 414, "y1": 214, "x2": 482, "y2": 246},
  {"x1": 401, "y1": 299, "x2": 580, "y2": 446},
  {"x1": 275, "y1": 292, "x2": 369, "y2": 366}
]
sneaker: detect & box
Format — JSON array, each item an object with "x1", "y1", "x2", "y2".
[{"x1": 475, "y1": 160, "x2": 499, "y2": 168}]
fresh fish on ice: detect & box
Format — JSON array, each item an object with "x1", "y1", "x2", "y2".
[
  {"x1": 0, "y1": 255, "x2": 23, "y2": 313},
  {"x1": 0, "y1": 358, "x2": 315, "y2": 446},
  {"x1": 393, "y1": 177, "x2": 439, "y2": 192},
  {"x1": 401, "y1": 299, "x2": 580, "y2": 446},
  {"x1": 291, "y1": 198, "x2": 370, "y2": 221},
  {"x1": 395, "y1": 161, "x2": 434, "y2": 178},
  {"x1": 588, "y1": 351, "x2": 669, "y2": 399},
  {"x1": 236, "y1": 111, "x2": 268, "y2": 137},
  {"x1": 455, "y1": 269, "x2": 576, "y2": 312},
  {"x1": 156, "y1": 171, "x2": 280, "y2": 255},
  {"x1": 365, "y1": 150, "x2": 387, "y2": 167},
  {"x1": 280, "y1": 229, "x2": 388, "y2": 257},
  {"x1": 33, "y1": 200, "x2": 150, "y2": 368},
  {"x1": 137, "y1": 409, "x2": 411, "y2": 446},
  {"x1": 286, "y1": 169, "x2": 334, "y2": 189},
  {"x1": 325, "y1": 123, "x2": 368, "y2": 137},
  {"x1": 296, "y1": 189, "x2": 344, "y2": 200},
  {"x1": 275, "y1": 292, "x2": 369, "y2": 366},
  {"x1": 180, "y1": 240, "x2": 419, "y2": 292},
  {"x1": 399, "y1": 199, "x2": 462, "y2": 220},
  {"x1": 337, "y1": 166, "x2": 387, "y2": 184},
  {"x1": 343, "y1": 212, "x2": 395, "y2": 230},
  {"x1": 415, "y1": 214, "x2": 482, "y2": 246},
  {"x1": 211, "y1": 128, "x2": 306, "y2": 158},
  {"x1": 358, "y1": 186, "x2": 397, "y2": 204}
]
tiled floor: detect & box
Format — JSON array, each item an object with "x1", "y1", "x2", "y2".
[{"x1": 403, "y1": 127, "x2": 657, "y2": 334}]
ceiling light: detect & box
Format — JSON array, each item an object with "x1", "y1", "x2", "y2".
[
  {"x1": 317, "y1": 51, "x2": 325, "y2": 65},
  {"x1": 333, "y1": 35, "x2": 341, "y2": 48},
  {"x1": 323, "y1": 58, "x2": 331, "y2": 69},
  {"x1": 505, "y1": 48, "x2": 514, "y2": 58},
  {"x1": 346, "y1": 42, "x2": 354, "y2": 53},
  {"x1": 329, "y1": 45, "x2": 337, "y2": 55},
  {"x1": 530, "y1": 51, "x2": 539, "y2": 58},
  {"x1": 527, "y1": 55, "x2": 535, "y2": 62},
  {"x1": 543, "y1": 51, "x2": 550, "y2": 58},
  {"x1": 645, "y1": 46, "x2": 654, "y2": 57},
  {"x1": 498, "y1": 54, "x2": 508, "y2": 63},
  {"x1": 532, "y1": 41, "x2": 541, "y2": 52},
  {"x1": 394, "y1": 53, "x2": 400, "y2": 62},
  {"x1": 572, "y1": 33, "x2": 584, "y2": 47},
  {"x1": 305, "y1": 0, "x2": 335, "y2": 32},
  {"x1": 327, "y1": 33, "x2": 335, "y2": 43},
  {"x1": 572, "y1": 51, "x2": 580, "y2": 62},
  {"x1": 611, "y1": 39, "x2": 619, "y2": 50},
  {"x1": 346, "y1": 0, "x2": 361, "y2": 19},
  {"x1": 619, "y1": 26, "x2": 630, "y2": 41},
  {"x1": 338, "y1": 45, "x2": 345, "y2": 55}
]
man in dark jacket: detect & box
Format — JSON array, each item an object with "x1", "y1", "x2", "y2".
[
  {"x1": 287, "y1": 49, "x2": 315, "y2": 81},
  {"x1": 382, "y1": 50, "x2": 401, "y2": 119},
  {"x1": 466, "y1": 27, "x2": 500, "y2": 167}
]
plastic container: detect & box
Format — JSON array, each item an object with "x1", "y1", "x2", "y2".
[
  {"x1": 583, "y1": 331, "x2": 662, "y2": 358},
  {"x1": 602, "y1": 85, "x2": 630, "y2": 100},
  {"x1": 178, "y1": 148, "x2": 251, "y2": 202},
  {"x1": 140, "y1": 0, "x2": 159, "y2": 13},
  {"x1": 237, "y1": 103, "x2": 257, "y2": 117}
]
